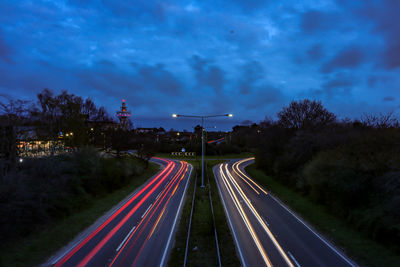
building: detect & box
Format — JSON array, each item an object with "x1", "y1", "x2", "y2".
[{"x1": 116, "y1": 99, "x2": 131, "y2": 130}]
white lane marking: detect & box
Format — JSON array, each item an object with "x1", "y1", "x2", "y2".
[
  {"x1": 116, "y1": 226, "x2": 136, "y2": 252},
  {"x1": 261, "y1": 216, "x2": 270, "y2": 227},
  {"x1": 220, "y1": 164, "x2": 271, "y2": 266},
  {"x1": 156, "y1": 191, "x2": 162, "y2": 200},
  {"x1": 268, "y1": 194, "x2": 356, "y2": 267},
  {"x1": 51, "y1": 159, "x2": 171, "y2": 265},
  {"x1": 141, "y1": 204, "x2": 152, "y2": 219},
  {"x1": 160, "y1": 164, "x2": 193, "y2": 267},
  {"x1": 288, "y1": 251, "x2": 301, "y2": 267},
  {"x1": 214, "y1": 165, "x2": 247, "y2": 267},
  {"x1": 224, "y1": 164, "x2": 293, "y2": 267}
]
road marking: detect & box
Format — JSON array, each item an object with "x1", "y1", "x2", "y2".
[
  {"x1": 214, "y1": 165, "x2": 247, "y2": 267},
  {"x1": 224, "y1": 164, "x2": 294, "y2": 267},
  {"x1": 234, "y1": 158, "x2": 268, "y2": 195},
  {"x1": 160, "y1": 165, "x2": 193, "y2": 267},
  {"x1": 237, "y1": 158, "x2": 356, "y2": 267},
  {"x1": 141, "y1": 204, "x2": 152, "y2": 219},
  {"x1": 288, "y1": 251, "x2": 301, "y2": 267},
  {"x1": 261, "y1": 216, "x2": 270, "y2": 226},
  {"x1": 269, "y1": 194, "x2": 356, "y2": 267},
  {"x1": 220, "y1": 164, "x2": 272, "y2": 267},
  {"x1": 116, "y1": 226, "x2": 136, "y2": 252},
  {"x1": 156, "y1": 191, "x2": 162, "y2": 200}
]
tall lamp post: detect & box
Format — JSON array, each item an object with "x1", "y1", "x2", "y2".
[{"x1": 172, "y1": 113, "x2": 233, "y2": 187}]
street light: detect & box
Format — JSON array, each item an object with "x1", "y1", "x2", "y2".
[{"x1": 172, "y1": 113, "x2": 233, "y2": 187}]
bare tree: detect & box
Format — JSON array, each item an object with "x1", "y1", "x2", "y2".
[
  {"x1": 0, "y1": 96, "x2": 31, "y2": 173},
  {"x1": 278, "y1": 99, "x2": 336, "y2": 130},
  {"x1": 361, "y1": 111, "x2": 399, "y2": 129}
]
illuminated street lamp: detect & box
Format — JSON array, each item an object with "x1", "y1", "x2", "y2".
[{"x1": 172, "y1": 113, "x2": 233, "y2": 187}]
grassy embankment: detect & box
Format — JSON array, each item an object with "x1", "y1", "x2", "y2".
[
  {"x1": 168, "y1": 160, "x2": 240, "y2": 267},
  {"x1": 246, "y1": 165, "x2": 400, "y2": 267},
  {"x1": 0, "y1": 156, "x2": 159, "y2": 267}
]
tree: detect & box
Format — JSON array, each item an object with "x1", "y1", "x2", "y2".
[
  {"x1": 0, "y1": 96, "x2": 31, "y2": 173},
  {"x1": 34, "y1": 89, "x2": 112, "y2": 150},
  {"x1": 278, "y1": 99, "x2": 336, "y2": 130}
]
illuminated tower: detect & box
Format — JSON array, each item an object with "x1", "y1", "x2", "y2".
[{"x1": 116, "y1": 99, "x2": 131, "y2": 130}]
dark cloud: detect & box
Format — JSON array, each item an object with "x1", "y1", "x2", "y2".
[
  {"x1": 227, "y1": 0, "x2": 268, "y2": 13},
  {"x1": 383, "y1": 96, "x2": 395, "y2": 102},
  {"x1": 188, "y1": 55, "x2": 225, "y2": 94},
  {"x1": 0, "y1": 0, "x2": 399, "y2": 130},
  {"x1": 76, "y1": 62, "x2": 182, "y2": 108},
  {"x1": 238, "y1": 61, "x2": 264, "y2": 95},
  {"x1": 0, "y1": 34, "x2": 12, "y2": 63},
  {"x1": 100, "y1": 0, "x2": 166, "y2": 22},
  {"x1": 307, "y1": 44, "x2": 323, "y2": 61},
  {"x1": 245, "y1": 85, "x2": 284, "y2": 109},
  {"x1": 322, "y1": 74, "x2": 354, "y2": 96},
  {"x1": 358, "y1": 0, "x2": 400, "y2": 69},
  {"x1": 136, "y1": 64, "x2": 182, "y2": 95},
  {"x1": 300, "y1": 10, "x2": 338, "y2": 34},
  {"x1": 367, "y1": 75, "x2": 392, "y2": 88},
  {"x1": 321, "y1": 46, "x2": 365, "y2": 73},
  {"x1": 97, "y1": 60, "x2": 115, "y2": 67}
]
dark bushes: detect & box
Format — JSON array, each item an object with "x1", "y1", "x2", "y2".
[
  {"x1": 253, "y1": 100, "x2": 400, "y2": 250},
  {"x1": 0, "y1": 147, "x2": 145, "y2": 242},
  {"x1": 303, "y1": 130, "x2": 400, "y2": 245}
]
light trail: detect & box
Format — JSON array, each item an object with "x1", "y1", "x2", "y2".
[
  {"x1": 233, "y1": 158, "x2": 268, "y2": 195},
  {"x1": 130, "y1": 163, "x2": 190, "y2": 267},
  {"x1": 223, "y1": 162, "x2": 294, "y2": 267},
  {"x1": 76, "y1": 161, "x2": 178, "y2": 267},
  {"x1": 219, "y1": 164, "x2": 272, "y2": 267},
  {"x1": 54, "y1": 158, "x2": 174, "y2": 267},
  {"x1": 109, "y1": 162, "x2": 189, "y2": 267}
]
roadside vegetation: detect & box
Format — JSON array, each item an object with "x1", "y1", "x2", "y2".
[
  {"x1": 0, "y1": 147, "x2": 158, "y2": 267},
  {"x1": 232, "y1": 99, "x2": 400, "y2": 267},
  {"x1": 246, "y1": 165, "x2": 400, "y2": 267},
  {"x1": 168, "y1": 160, "x2": 240, "y2": 267}
]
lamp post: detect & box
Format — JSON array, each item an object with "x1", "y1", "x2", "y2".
[{"x1": 172, "y1": 113, "x2": 233, "y2": 187}]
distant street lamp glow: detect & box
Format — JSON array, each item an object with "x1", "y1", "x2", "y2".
[{"x1": 172, "y1": 112, "x2": 233, "y2": 187}]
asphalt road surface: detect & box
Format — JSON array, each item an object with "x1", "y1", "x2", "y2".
[
  {"x1": 52, "y1": 157, "x2": 192, "y2": 267},
  {"x1": 214, "y1": 158, "x2": 357, "y2": 267}
]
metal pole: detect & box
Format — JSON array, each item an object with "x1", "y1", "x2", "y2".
[{"x1": 201, "y1": 116, "x2": 205, "y2": 188}]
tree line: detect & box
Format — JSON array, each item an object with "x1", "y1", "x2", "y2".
[{"x1": 237, "y1": 99, "x2": 399, "y2": 250}]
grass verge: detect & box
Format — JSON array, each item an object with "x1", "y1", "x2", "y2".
[
  {"x1": 246, "y1": 165, "x2": 400, "y2": 267},
  {"x1": 0, "y1": 162, "x2": 159, "y2": 267},
  {"x1": 168, "y1": 160, "x2": 240, "y2": 267}
]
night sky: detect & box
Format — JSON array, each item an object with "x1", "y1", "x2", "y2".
[{"x1": 0, "y1": 0, "x2": 399, "y2": 130}]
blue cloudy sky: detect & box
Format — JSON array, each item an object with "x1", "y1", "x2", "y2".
[{"x1": 0, "y1": 0, "x2": 399, "y2": 130}]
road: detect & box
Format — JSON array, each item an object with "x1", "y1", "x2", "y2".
[
  {"x1": 52, "y1": 157, "x2": 192, "y2": 267},
  {"x1": 214, "y1": 158, "x2": 357, "y2": 267}
]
